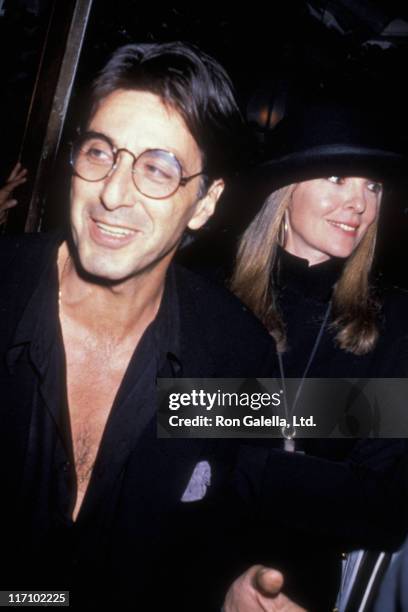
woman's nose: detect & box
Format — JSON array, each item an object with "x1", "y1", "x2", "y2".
[{"x1": 343, "y1": 179, "x2": 367, "y2": 213}]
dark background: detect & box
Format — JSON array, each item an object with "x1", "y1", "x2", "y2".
[{"x1": 1, "y1": 0, "x2": 408, "y2": 284}]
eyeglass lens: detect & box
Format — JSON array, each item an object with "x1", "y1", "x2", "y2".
[{"x1": 72, "y1": 136, "x2": 183, "y2": 198}]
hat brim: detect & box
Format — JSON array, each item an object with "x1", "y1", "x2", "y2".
[{"x1": 253, "y1": 144, "x2": 408, "y2": 193}]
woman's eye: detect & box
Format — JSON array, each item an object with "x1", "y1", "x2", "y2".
[
  {"x1": 367, "y1": 181, "x2": 383, "y2": 195},
  {"x1": 327, "y1": 176, "x2": 344, "y2": 185}
]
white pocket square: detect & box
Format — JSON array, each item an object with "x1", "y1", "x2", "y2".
[{"x1": 181, "y1": 460, "x2": 211, "y2": 502}]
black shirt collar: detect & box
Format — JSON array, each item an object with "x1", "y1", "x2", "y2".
[
  {"x1": 6, "y1": 238, "x2": 61, "y2": 373},
  {"x1": 152, "y1": 263, "x2": 181, "y2": 375},
  {"x1": 276, "y1": 246, "x2": 345, "y2": 302},
  {"x1": 6, "y1": 233, "x2": 181, "y2": 373}
]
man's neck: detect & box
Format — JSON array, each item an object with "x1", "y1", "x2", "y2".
[{"x1": 57, "y1": 242, "x2": 167, "y2": 340}]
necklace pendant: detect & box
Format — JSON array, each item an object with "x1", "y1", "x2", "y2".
[
  {"x1": 284, "y1": 438, "x2": 296, "y2": 453},
  {"x1": 282, "y1": 423, "x2": 296, "y2": 440}
]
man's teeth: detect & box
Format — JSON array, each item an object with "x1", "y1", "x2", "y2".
[
  {"x1": 329, "y1": 221, "x2": 357, "y2": 233},
  {"x1": 96, "y1": 222, "x2": 134, "y2": 237}
]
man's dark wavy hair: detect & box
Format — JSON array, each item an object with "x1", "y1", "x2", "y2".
[{"x1": 89, "y1": 41, "x2": 245, "y2": 185}]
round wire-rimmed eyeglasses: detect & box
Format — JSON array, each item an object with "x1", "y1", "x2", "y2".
[{"x1": 70, "y1": 131, "x2": 206, "y2": 200}]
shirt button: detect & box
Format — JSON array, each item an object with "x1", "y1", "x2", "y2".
[{"x1": 341, "y1": 552, "x2": 348, "y2": 560}]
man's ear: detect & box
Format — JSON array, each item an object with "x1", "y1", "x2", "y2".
[{"x1": 187, "y1": 179, "x2": 225, "y2": 231}]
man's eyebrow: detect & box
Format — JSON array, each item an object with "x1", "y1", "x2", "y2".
[{"x1": 84, "y1": 130, "x2": 117, "y2": 147}]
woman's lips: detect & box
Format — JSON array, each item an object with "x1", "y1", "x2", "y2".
[{"x1": 327, "y1": 219, "x2": 359, "y2": 234}]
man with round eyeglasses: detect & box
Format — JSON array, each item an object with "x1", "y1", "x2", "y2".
[{"x1": 0, "y1": 41, "x2": 283, "y2": 611}]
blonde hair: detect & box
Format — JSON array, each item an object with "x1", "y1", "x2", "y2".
[{"x1": 230, "y1": 184, "x2": 380, "y2": 355}]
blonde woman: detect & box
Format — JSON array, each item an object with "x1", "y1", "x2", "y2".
[
  {"x1": 232, "y1": 103, "x2": 406, "y2": 370},
  {"x1": 226, "y1": 103, "x2": 408, "y2": 612}
]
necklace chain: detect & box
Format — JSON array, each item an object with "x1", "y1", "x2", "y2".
[
  {"x1": 278, "y1": 302, "x2": 331, "y2": 449},
  {"x1": 58, "y1": 253, "x2": 71, "y2": 311}
]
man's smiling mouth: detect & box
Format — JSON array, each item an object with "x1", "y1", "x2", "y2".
[{"x1": 95, "y1": 221, "x2": 136, "y2": 237}]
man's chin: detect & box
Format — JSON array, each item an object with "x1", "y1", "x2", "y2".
[
  {"x1": 68, "y1": 232, "x2": 176, "y2": 287},
  {"x1": 82, "y1": 264, "x2": 137, "y2": 286},
  {"x1": 70, "y1": 246, "x2": 135, "y2": 286}
]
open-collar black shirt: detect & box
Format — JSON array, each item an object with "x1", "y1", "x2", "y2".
[{"x1": 4, "y1": 236, "x2": 186, "y2": 590}]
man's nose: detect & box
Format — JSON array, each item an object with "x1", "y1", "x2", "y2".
[{"x1": 100, "y1": 155, "x2": 136, "y2": 210}]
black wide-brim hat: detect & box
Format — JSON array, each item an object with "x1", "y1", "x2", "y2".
[{"x1": 252, "y1": 103, "x2": 408, "y2": 195}]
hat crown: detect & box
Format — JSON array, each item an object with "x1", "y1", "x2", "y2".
[
  {"x1": 257, "y1": 101, "x2": 408, "y2": 188},
  {"x1": 266, "y1": 103, "x2": 404, "y2": 161}
]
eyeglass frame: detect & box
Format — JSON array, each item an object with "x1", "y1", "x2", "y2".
[{"x1": 69, "y1": 130, "x2": 207, "y2": 200}]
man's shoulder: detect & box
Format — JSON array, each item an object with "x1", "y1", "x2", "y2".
[
  {"x1": 0, "y1": 232, "x2": 60, "y2": 315},
  {"x1": 0, "y1": 231, "x2": 57, "y2": 250},
  {"x1": 174, "y1": 264, "x2": 266, "y2": 330},
  {"x1": 174, "y1": 264, "x2": 277, "y2": 377},
  {"x1": 0, "y1": 232, "x2": 59, "y2": 274}
]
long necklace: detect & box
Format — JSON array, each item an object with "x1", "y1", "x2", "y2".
[{"x1": 277, "y1": 302, "x2": 331, "y2": 451}]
